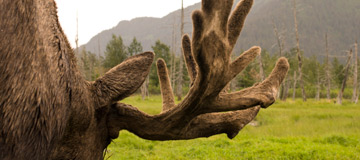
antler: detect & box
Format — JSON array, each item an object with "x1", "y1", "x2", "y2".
[{"x1": 107, "y1": 0, "x2": 289, "y2": 140}]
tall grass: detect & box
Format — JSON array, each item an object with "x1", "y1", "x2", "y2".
[{"x1": 105, "y1": 96, "x2": 360, "y2": 159}]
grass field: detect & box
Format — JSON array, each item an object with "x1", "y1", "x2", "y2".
[{"x1": 106, "y1": 95, "x2": 360, "y2": 160}]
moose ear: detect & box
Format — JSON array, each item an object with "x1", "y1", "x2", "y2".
[{"x1": 93, "y1": 52, "x2": 154, "y2": 107}]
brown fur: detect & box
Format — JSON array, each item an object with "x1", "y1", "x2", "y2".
[
  {"x1": 0, "y1": 1, "x2": 153, "y2": 159},
  {"x1": 0, "y1": 0, "x2": 289, "y2": 159}
]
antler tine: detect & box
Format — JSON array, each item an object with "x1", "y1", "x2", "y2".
[
  {"x1": 183, "y1": 106, "x2": 260, "y2": 139},
  {"x1": 109, "y1": 103, "x2": 260, "y2": 140},
  {"x1": 182, "y1": 35, "x2": 197, "y2": 84},
  {"x1": 228, "y1": 0, "x2": 254, "y2": 49},
  {"x1": 156, "y1": 59, "x2": 175, "y2": 112},
  {"x1": 191, "y1": 10, "x2": 205, "y2": 64},
  {"x1": 210, "y1": 58, "x2": 290, "y2": 112},
  {"x1": 228, "y1": 46, "x2": 261, "y2": 81},
  {"x1": 107, "y1": 0, "x2": 289, "y2": 142}
]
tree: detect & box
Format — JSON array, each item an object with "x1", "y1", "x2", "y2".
[
  {"x1": 315, "y1": 57, "x2": 321, "y2": 100},
  {"x1": 272, "y1": 18, "x2": 287, "y2": 100},
  {"x1": 292, "y1": 71, "x2": 297, "y2": 100},
  {"x1": 79, "y1": 47, "x2": 102, "y2": 81},
  {"x1": 79, "y1": 48, "x2": 90, "y2": 80},
  {"x1": 127, "y1": 37, "x2": 149, "y2": 99},
  {"x1": 352, "y1": 41, "x2": 358, "y2": 103},
  {"x1": 332, "y1": 57, "x2": 344, "y2": 88},
  {"x1": 150, "y1": 40, "x2": 171, "y2": 88},
  {"x1": 293, "y1": 0, "x2": 307, "y2": 101},
  {"x1": 103, "y1": 34, "x2": 128, "y2": 69},
  {"x1": 259, "y1": 51, "x2": 265, "y2": 81},
  {"x1": 87, "y1": 52, "x2": 102, "y2": 81},
  {"x1": 325, "y1": 33, "x2": 331, "y2": 100},
  {"x1": 128, "y1": 37, "x2": 143, "y2": 56},
  {"x1": 176, "y1": 0, "x2": 185, "y2": 100},
  {"x1": 337, "y1": 50, "x2": 352, "y2": 105},
  {"x1": 283, "y1": 48, "x2": 298, "y2": 100}
]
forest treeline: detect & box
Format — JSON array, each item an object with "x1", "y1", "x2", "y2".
[{"x1": 76, "y1": 34, "x2": 359, "y2": 104}]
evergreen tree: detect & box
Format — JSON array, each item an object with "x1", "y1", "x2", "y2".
[
  {"x1": 128, "y1": 37, "x2": 143, "y2": 56},
  {"x1": 332, "y1": 57, "x2": 345, "y2": 88},
  {"x1": 79, "y1": 48, "x2": 102, "y2": 81},
  {"x1": 80, "y1": 48, "x2": 90, "y2": 80},
  {"x1": 87, "y1": 52, "x2": 101, "y2": 81},
  {"x1": 103, "y1": 34, "x2": 128, "y2": 69},
  {"x1": 150, "y1": 40, "x2": 171, "y2": 88}
]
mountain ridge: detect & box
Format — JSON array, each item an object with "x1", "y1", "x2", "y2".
[{"x1": 81, "y1": 0, "x2": 360, "y2": 61}]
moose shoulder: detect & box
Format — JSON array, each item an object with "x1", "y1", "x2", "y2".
[{"x1": 0, "y1": 0, "x2": 289, "y2": 159}]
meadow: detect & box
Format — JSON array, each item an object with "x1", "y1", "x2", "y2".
[{"x1": 106, "y1": 95, "x2": 360, "y2": 160}]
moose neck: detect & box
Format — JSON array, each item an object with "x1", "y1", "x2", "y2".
[
  {"x1": 0, "y1": 1, "x2": 94, "y2": 159},
  {"x1": 0, "y1": 0, "x2": 80, "y2": 83}
]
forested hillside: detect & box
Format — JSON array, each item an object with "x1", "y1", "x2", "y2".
[{"x1": 82, "y1": 0, "x2": 360, "y2": 60}]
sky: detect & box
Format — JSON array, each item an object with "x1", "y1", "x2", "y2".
[{"x1": 55, "y1": 0, "x2": 201, "y2": 48}]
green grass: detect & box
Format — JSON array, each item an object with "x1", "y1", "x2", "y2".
[{"x1": 106, "y1": 96, "x2": 360, "y2": 160}]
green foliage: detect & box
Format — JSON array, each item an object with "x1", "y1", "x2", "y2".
[
  {"x1": 80, "y1": 35, "x2": 356, "y2": 100},
  {"x1": 105, "y1": 96, "x2": 360, "y2": 160},
  {"x1": 128, "y1": 37, "x2": 143, "y2": 56},
  {"x1": 149, "y1": 40, "x2": 171, "y2": 87},
  {"x1": 332, "y1": 57, "x2": 345, "y2": 88},
  {"x1": 103, "y1": 34, "x2": 128, "y2": 69},
  {"x1": 235, "y1": 49, "x2": 278, "y2": 89},
  {"x1": 78, "y1": 48, "x2": 103, "y2": 81},
  {"x1": 303, "y1": 55, "x2": 323, "y2": 86}
]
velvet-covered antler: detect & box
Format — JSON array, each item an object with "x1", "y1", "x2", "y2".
[{"x1": 107, "y1": 0, "x2": 289, "y2": 140}]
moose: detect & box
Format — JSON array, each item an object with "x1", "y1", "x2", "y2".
[{"x1": 0, "y1": 0, "x2": 289, "y2": 159}]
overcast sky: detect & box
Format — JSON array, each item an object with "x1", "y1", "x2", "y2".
[{"x1": 55, "y1": 0, "x2": 201, "y2": 47}]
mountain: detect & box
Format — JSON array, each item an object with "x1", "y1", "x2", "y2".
[{"x1": 82, "y1": 0, "x2": 360, "y2": 61}]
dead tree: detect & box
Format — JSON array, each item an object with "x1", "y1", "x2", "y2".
[
  {"x1": 293, "y1": 0, "x2": 306, "y2": 101},
  {"x1": 282, "y1": 79, "x2": 290, "y2": 101},
  {"x1": 271, "y1": 18, "x2": 287, "y2": 100},
  {"x1": 325, "y1": 33, "x2": 331, "y2": 100},
  {"x1": 272, "y1": 18, "x2": 284, "y2": 57},
  {"x1": 75, "y1": 11, "x2": 79, "y2": 56},
  {"x1": 176, "y1": 0, "x2": 185, "y2": 100},
  {"x1": 141, "y1": 76, "x2": 150, "y2": 100},
  {"x1": 0, "y1": 0, "x2": 289, "y2": 159},
  {"x1": 315, "y1": 59, "x2": 321, "y2": 101},
  {"x1": 337, "y1": 50, "x2": 352, "y2": 105},
  {"x1": 259, "y1": 51, "x2": 265, "y2": 81},
  {"x1": 171, "y1": 19, "x2": 177, "y2": 90},
  {"x1": 293, "y1": 71, "x2": 297, "y2": 100},
  {"x1": 352, "y1": 41, "x2": 358, "y2": 103}
]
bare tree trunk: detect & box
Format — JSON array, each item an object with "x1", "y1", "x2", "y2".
[
  {"x1": 176, "y1": 0, "x2": 185, "y2": 100},
  {"x1": 272, "y1": 18, "x2": 287, "y2": 100},
  {"x1": 293, "y1": 71, "x2": 297, "y2": 101},
  {"x1": 75, "y1": 11, "x2": 79, "y2": 56},
  {"x1": 141, "y1": 76, "x2": 150, "y2": 100},
  {"x1": 171, "y1": 19, "x2": 177, "y2": 91},
  {"x1": 259, "y1": 51, "x2": 265, "y2": 82},
  {"x1": 352, "y1": 41, "x2": 358, "y2": 103},
  {"x1": 272, "y1": 18, "x2": 283, "y2": 57},
  {"x1": 337, "y1": 50, "x2": 352, "y2": 105},
  {"x1": 141, "y1": 82, "x2": 146, "y2": 100},
  {"x1": 325, "y1": 33, "x2": 331, "y2": 100},
  {"x1": 282, "y1": 78, "x2": 290, "y2": 101},
  {"x1": 293, "y1": 0, "x2": 306, "y2": 102},
  {"x1": 315, "y1": 63, "x2": 320, "y2": 101},
  {"x1": 145, "y1": 76, "x2": 149, "y2": 97}
]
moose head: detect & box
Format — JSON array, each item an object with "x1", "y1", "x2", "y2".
[{"x1": 0, "y1": 0, "x2": 289, "y2": 159}]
